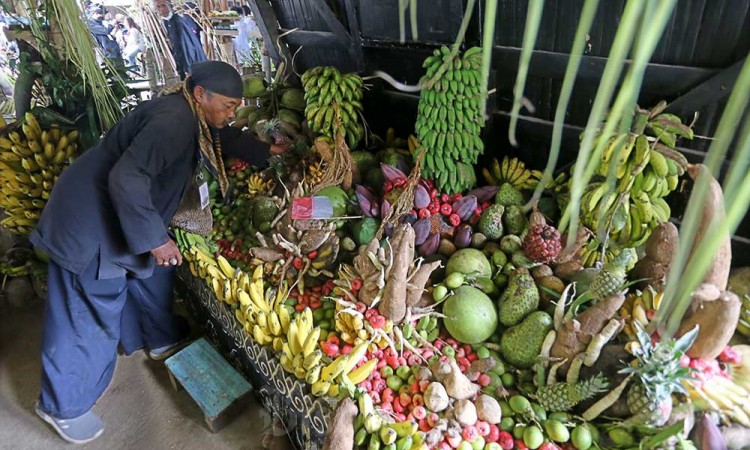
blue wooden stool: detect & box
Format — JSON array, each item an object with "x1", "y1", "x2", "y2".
[{"x1": 165, "y1": 338, "x2": 253, "y2": 432}]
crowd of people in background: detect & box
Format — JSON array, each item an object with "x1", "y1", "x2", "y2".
[{"x1": 84, "y1": 1, "x2": 259, "y2": 79}]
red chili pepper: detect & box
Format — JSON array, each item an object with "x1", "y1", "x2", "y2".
[
  {"x1": 310, "y1": 299, "x2": 323, "y2": 309},
  {"x1": 307, "y1": 250, "x2": 318, "y2": 260},
  {"x1": 418, "y1": 208, "x2": 431, "y2": 219},
  {"x1": 294, "y1": 304, "x2": 305, "y2": 312},
  {"x1": 440, "y1": 203, "x2": 453, "y2": 216},
  {"x1": 449, "y1": 213, "x2": 461, "y2": 227},
  {"x1": 292, "y1": 257, "x2": 305, "y2": 270}
]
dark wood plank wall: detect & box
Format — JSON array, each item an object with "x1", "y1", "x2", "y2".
[{"x1": 256, "y1": 0, "x2": 750, "y2": 265}]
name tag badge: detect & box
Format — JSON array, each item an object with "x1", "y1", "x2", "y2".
[{"x1": 199, "y1": 182, "x2": 209, "y2": 210}]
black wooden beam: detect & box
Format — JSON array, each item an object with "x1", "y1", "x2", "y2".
[
  {"x1": 664, "y1": 56, "x2": 748, "y2": 116},
  {"x1": 247, "y1": 0, "x2": 292, "y2": 65},
  {"x1": 343, "y1": 0, "x2": 365, "y2": 72},
  {"x1": 309, "y1": 0, "x2": 359, "y2": 62},
  {"x1": 279, "y1": 29, "x2": 346, "y2": 49},
  {"x1": 491, "y1": 46, "x2": 717, "y2": 97}
]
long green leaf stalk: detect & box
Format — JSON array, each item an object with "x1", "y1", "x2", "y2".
[
  {"x1": 656, "y1": 56, "x2": 750, "y2": 338},
  {"x1": 507, "y1": 0, "x2": 542, "y2": 145},
  {"x1": 46, "y1": 0, "x2": 125, "y2": 130},
  {"x1": 410, "y1": 0, "x2": 418, "y2": 41},
  {"x1": 527, "y1": 0, "x2": 600, "y2": 208},
  {"x1": 722, "y1": 104, "x2": 750, "y2": 205},
  {"x1": 399, "y1": 0, "x2": 408, "y2": 43},
  {"x1": 558, "y1": 0, "x2": 644, "y2": 244},
  {"x1": 478, "y1": 0, "x2": 498, "y2": 122}
]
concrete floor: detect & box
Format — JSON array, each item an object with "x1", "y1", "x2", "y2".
[{"x1": 0, "y1": 302, "x2": 290, "y2": 450}]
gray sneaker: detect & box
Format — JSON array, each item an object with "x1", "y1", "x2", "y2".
[
  {"x1": 35, "y1": 402, "x2": 104, "y2": 444},
  {"x1": 148, "y1": 339, "x2": 191, "y2": 361}
]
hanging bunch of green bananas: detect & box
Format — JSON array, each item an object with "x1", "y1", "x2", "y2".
[
  {"x1": 577, "y1": 105, "x2": 692, "y2": 250},
  {"x1": 302, "y1": 66, "x2": 364, "y2": 149},
  {"x1": 0, "y1": 111, "x2": 79, "y2": 236},
  {"x1": 414, "y1": 46, "x2": 484, "y2": 194}
]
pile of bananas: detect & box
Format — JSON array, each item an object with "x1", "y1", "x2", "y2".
[
  {"x1": 334, "y1": 306, "x2": 392, "y2": 350},
  {"x1": 0, "y1": 112, "x2": 79, "y2": 235},
  {"x1": 280, "y1": 307, "x2": 322, "y2": 379},
  {"x1": 577, "y1": 108, "x2": 691, "y2": 249},
  {"x1": 736, "y1": 295, "x2": 750, "y2": 338},
  {"x1": 303, "y1": 159, "x2": 326, "y2": 190},
  {"x1": 685, "y1": 347, "x2": 750, "y2": 427},
  {"x1": 313, "y1": 343, "x2": 377, "y2": 397},
  {"x1": 482, "y1": 156, "x2": 544, "y2": 191},
  {"x1": 619, "y1": 286, "x2": 661, "y2": 341},
  {"x1": 302, "y1": 66, "x2": 364, "y2": 149},
  {"x1": 247, "y1": 173, "x2": 275, "y2": 197},
  {"x1": 355, "y1": 393, "x2": 424, "y2": 449},
  {"x1": 415, "y1": 46, "x2": 484, "y2": 194}
]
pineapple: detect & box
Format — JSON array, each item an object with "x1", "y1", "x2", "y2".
[
  {"x1": 257, "y1": 118, "x2": 293, "y2": 146},
  {"x1": 620, "y1": 323, "x2": 698, "y2": 426},
  {"x1": 536, "y1": 373, "x2": 609, "y2": 412},
  {"x1": 589, "y1": 251, "x2": 631, "y2": 299}
]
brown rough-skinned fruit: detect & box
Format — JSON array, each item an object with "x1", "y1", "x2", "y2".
[
  {"x1": 676, "y1": 288, "x2": 741, "y2": 359},
  {"x1": 644, "y1": 222, "x2": 679, "y2": 264}
]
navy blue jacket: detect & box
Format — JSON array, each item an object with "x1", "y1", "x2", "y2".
[
  {"x1": 30, "y1": 94, "x2": 269, "y2": 279},
  {"x1": 163, "y1": 14, "x2": 206, "y2": 79}
]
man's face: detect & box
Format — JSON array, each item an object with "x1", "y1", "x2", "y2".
[
  {"x1": 195, "y1": 87, "x2": 242, "y2": 129},
  {"x1": 154, "y1": 1, "x2": 171, "y2": 18}
]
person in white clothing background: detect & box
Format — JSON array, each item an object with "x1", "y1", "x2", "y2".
[{"x1": 123, "y1": 17, "x2": 146, "y2": 71}]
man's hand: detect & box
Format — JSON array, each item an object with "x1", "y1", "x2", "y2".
[
  {"x1": 270, "y1": 144, "x2": 289, "y2": 155},
  {"x1": 151, "y1": 239, "x2": 183, "y2": 267}
]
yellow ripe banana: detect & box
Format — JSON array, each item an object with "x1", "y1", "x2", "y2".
[
  {"x1": 321, "y1": 354, "x2": 349, "y2": 382},
  {"x1": 21, "y1": 157, "x2": 39, "y2": 172},
  {"x1": 66, "y1": 130, "x2": 79, "y2": 142},
  {"x1": 256, "y1": 310, "x2": 269, "y2": 331},
  {"x1": 303, "y1": 349, "x2": 323, "y2": 371},
  {"x1": 40, "y1": 130, "x2": 49, "y2": 148},
  {"x1": 305, "y1": 364, "x2": 322, "y2": 384},
  {"x1": 268, "y1": 311, "x2": 282, "y2": 336},
  {"x1": 222, "y1": 279, "x2": 235, "y2": 304},
  {"x1": 347, "y1": 358, "x2": 377, "y2": 384},
  {"x1": 272, "y1": 337, "x2": 284, "y2": 353},
  {"x1": 34, "y1": 153, "x2": 47, "y2": 168},
  {"x1": 277, "y1": 306, "x2": 291, "y2": 334},
  {"x1": 43, "y1": 141, "x2": 56, "y2": 161},
  {"x1": 216, "y1": 255, "x2": 234, "y2": 278},
  {"x1": 491, "y1": 158, "x2": 503, "y2": 180},
  {"x1": 279, "y1": 353, "x2": 295, "y2": 374},
  {"x1": 0, "y1": 151, "x2": 21, "y2": 162},
  {"x1": 253, "y1": 324, "x2": 272, "y2": 346},
  {"x1": 252, "y1": 264, "x2": 263, "y2": 281},
  {"x1": 311, "y1": 380, "x2": 331, "y2": 396},
  {"x1": 11, "y1": 144, "x2": 33, "y2": 157},
  {"x1": 24, "y1": 112, "x2": 41, "y2": 135},
  {"x1": 302, "y1": 327, "x2": 321, "y2": 357},
  {"x1": 341, "y1": 341, "x2": 370, "y2": 375},
  {"x1": 8, "y1": 131, "x2": 23, "y2": 145},
  {"x1": 55, "y1": 135, "x2": 69, "y2": 154},
  {"x1": 65, "y1": 143, "x2": 77, "y2": 159},
  {"x1": 0, "y1": 137, "x2": 13, "y2": 150},
  {"x1": 288, "y1": 321, "x2": 302, "y2": 355}
]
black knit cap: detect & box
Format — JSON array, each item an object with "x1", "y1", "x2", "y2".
[{"x1": 190, "y1": 61, "x2": 243, "y2": 99}]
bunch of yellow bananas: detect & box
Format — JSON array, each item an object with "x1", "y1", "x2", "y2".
[
  {"x1": 303, "y1": 159, "x2": 325, "y2": 189},
  {"x1": 0, "y1": 112, "x2": 79, "y2": 235},
  {"x1": 620, "y1": 286, "x2": 662, "y2": 341},
  {"x1": 483, "y1": 156, "x2": 544, "y2": 191},
  {"x1": 577, "y1": 108, "x2": 691, "y2": 249},
  {"x1": 684, "y1": 363, "x2": 750, "y2": 427},
  {"x1": 309, "y1": 339, "x2": 377, "y2": 397},
  {"x1": 247, "y1": 173, "x2": 274, "y2": 197}
]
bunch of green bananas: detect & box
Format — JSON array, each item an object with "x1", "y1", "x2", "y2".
[
  {"x1": 301, "y1": 66, "x2": 364, "y2": 149},
  {"x1": 577, "y1": 108, "x2": 692, "y2": 249},
  {"x1": 580, "y1": 238, "x2": 637, "y2": 269},
  {"x1": 0, "y1": 112, "x2": 79, "y2": 236},
  {"x1": 483, "y1": 156, "x2": 544, "y2": 191},
  {"x1": 414, "y1": 46, "x2": 484, "y2": 194}
]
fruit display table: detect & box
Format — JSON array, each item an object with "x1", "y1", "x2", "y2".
[{"x1": 175, "y1": 265, "x2": 332, "y2": 450}]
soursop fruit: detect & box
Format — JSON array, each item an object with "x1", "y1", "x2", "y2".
[
  {"x1": 478, "y1": 204, "x2": 505, "y2": 240},
  {"x1": 500, "y1": 311, "x2": 553, "y2": 368},
  {"x1": 495, "y1": 183, "x2": 525, "y2": 207},
  {"x1": 503, "y1": 205, "x2": 527, "y2": 235},
  {"x1": 498, "y1": 268, "x2": 540, "y2": 326}
]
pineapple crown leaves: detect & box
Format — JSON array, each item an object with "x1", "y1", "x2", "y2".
[{"x1": 619, "y1": 323, "x2": 699, "y2": 398}]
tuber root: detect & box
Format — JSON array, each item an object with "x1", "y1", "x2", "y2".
[
  {"x1": 453, "y1": 399, "x2": 478, "y2": 426},
  {"x1": 444, "y1": 360, "x2": 479, "y2": 400},
  {"x1": 406, "y1": 260, "x2": 442, "y2": 307},
  {"x1": 632, "y1": 221, "x2": 679, "y2": 291},
  {"x1": 424, "y1": 382, "x2": 450, "y2": 413},
  {"x1": 322, "y1": 398, "x2": 358, "y2": 450},
  {"x1": 475, "y1": 395, "x2": 502, "y2": 425},
  {"x1": 378, "y1": 224, "x2": 415, "y2": 323},
  {"x1": 677, "y1": 289, "x2": 741, "y2": 359}
]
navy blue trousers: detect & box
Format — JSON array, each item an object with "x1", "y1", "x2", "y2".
[{"x1": 39, "y1": 260, "x2": 188, "y2": 419}]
